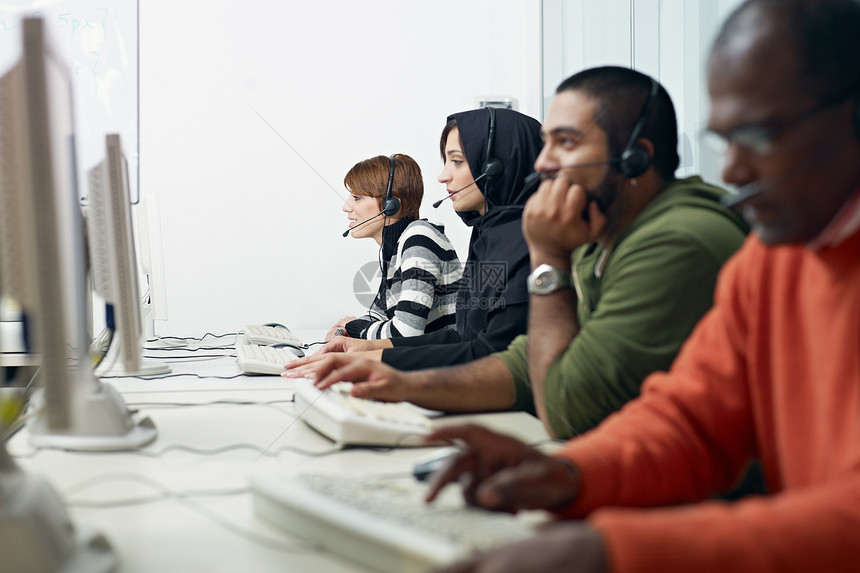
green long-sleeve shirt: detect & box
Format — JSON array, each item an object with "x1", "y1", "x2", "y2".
[{"x1": 496, "y1": 176, "x2": 748, "y2": 438}]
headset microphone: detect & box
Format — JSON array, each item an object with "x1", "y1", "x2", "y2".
[
  {"x1": 432, "y1": 172, "x2": 489, "y2": 208},
  {"x1": 721, "y1": 182, "x2": 765, "y2": 209},
  {"x1": 721, "y1": 134, "x2": 852, "y2": 209},
  {"x1": 522, "y1": 159, "x2": 620, "y2": 193},
  {"x1": 342, "y1": 211, "x2": 385, "y2": 237}
]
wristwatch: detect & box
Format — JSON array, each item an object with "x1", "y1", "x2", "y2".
[{"x1": 527, "y1": 264, "x2": 573, "y2": 295}]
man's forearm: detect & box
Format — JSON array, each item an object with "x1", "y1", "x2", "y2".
[
  {"x1": 527, "y1": 256, "x2": 580, "y2": 436},
  {"x1": 403, "y1": 355, "x2": 516, "y2": 413}
]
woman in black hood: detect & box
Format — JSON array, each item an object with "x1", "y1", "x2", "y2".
[{"x1": 372, "y1": 107, "x2": 543, "y2": 369}]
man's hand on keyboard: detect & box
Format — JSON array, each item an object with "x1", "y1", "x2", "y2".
[
  {"x1": 317, "y1": 336, "x2": 393, "y2": 355},
  {"x1": 309, "y1": 357, "x2": 414, "y2": 403},
  {"x1": 282, "y1": 350, "x2": 383, "y2": 380},
  {"x1": 424, "y1": 424, "x2": 580, "y2": 514},
  {"x1": 432, "y1": 521, "x2": 607, "y2": 573}
]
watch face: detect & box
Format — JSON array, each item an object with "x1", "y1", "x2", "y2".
[
  {"x1": 529, "y1": 264, "x2": 571, "y2": 295},
  {"x1": 536, "y1": 272, "x2": 557, "y2": 291}
]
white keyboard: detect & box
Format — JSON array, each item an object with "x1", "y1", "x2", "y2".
[
  {"x1": 236, "y1": 344, "x2": 300, "y2": 375},
  {"x1": 294, "y1": 379, "x2": 438, "y2": 446},
  {"x1": 243, "y1": 324, "x2": 305, "y2": 348},
  {"x1": 250, "y1": 472, "x2": 543, "y2": 573}
]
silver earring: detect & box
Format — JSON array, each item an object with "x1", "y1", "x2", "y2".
[{"x1": 629, "y1": 178, "x2": 638, "y2": 187}]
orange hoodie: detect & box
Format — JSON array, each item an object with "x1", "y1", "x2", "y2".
[{"x1": 555, "y1": 225, "x2": 860, "y2": 572}]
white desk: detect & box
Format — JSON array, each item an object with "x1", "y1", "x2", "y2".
[{"x1": 6, "y1": 330, "x2": 551, "y2": 573}]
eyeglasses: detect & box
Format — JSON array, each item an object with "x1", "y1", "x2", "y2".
[{"x1": 701, "y1": 92, "x2": 853, "y2": 156}]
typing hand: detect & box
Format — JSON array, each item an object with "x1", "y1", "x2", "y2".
[
  {"x1": 523, "y1": 178, "x2": 607, "y2": 266},
  {"x1": 317, "y1": 336, "x2": 390, "y2": 355},
  {"x1": 310, "y1": 357, "x2": 411, "y2": 402},
  {"x1": 281, "y1": 352, "x2": 337, "y2": 379},
  {"x1": 432, "y1": 521, "x2": 607, "y2": 573},
  {"x1": 424, "y1": 424, "x2": 580, "y2": 514},
  {"x1": 282, "y1": 351, "x2": 383, "y2": 382}
]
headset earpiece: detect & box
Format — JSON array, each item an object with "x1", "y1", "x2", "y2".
[
  {"x1": 381, "y1": 196, "x2": 400, "y2": 217},
  {"x1": 481, "y1": 106, "x2": 504, "y2": 183},
  {"x1": 617, "y1": 78, "x2": 660, "y2": 179},
  {"x1": 381, "y1": 155, "x2": 401, "y2": 217},
  {"x1": 482, "y1": 157, "x2": 503, "y2": 181},
  {"x1": 618, "y1": 146, "x2": 651, "y2": 178}
]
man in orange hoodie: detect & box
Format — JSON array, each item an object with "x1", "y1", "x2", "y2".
[{"x1": 425, "y1": 1, "x2": 860, "y2": 571}]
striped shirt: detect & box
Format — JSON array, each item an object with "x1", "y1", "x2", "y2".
[{"x1": 346, "y1": 218, "x2": 462, "y2": 339}]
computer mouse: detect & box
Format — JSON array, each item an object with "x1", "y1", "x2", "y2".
[
  {"x1": 412, "y1": 446, "x2": 459, "y2": 482},
  {"x1": 270, "y1": 343, "x2": 305, "y2": 358},
  {"x1": 264, "y1": 322, "x2": 290, "y2": 330}
]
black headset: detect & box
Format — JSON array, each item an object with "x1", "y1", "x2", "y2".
[
  {"x1": 381, "y1": 154, "x2": 401, "y2": 217},
  {"x1": 617, "y1": 78, "x2": 660, "y2": 178},
  {"x1": 481, "y1": 106, "x2": 504, "y2": 183}
]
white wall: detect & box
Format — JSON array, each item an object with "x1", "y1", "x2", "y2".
[
  {"x1": 139, "y1": 0, "x2": 746, "y2": 338},
  {"x1": 541, "y1": 0, "x2": 745, "y2": 184},
  {"x1": 139, "y1": 0, "x2": 542, "y2": 336}
]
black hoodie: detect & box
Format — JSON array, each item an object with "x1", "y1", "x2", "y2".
[{"x1": 383, "y1": 108, "x2": 543, "y2": 370}]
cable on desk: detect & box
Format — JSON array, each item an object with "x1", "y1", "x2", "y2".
[
  {"x1": 252, "y1": 384, "x2": 327, "y2": 464},
  {"x1": 144, "y1": 354, "x2": 237, "y2": 362},
  {"x1": 14, "y1": 439, "x2": 408, "y2": 460},
  {"x1": 126, "y1": 398, "x2": 296, "y2": 409},
  {"x1": 144, "y1": 345, "x2": 236, "y2": 353},
  {"x1": 15, "y1": 440, "x2": 342, "y2": 460},
  {"x1": 126, "y1": 398, "x2": 297, "y2": 421},
  {"x1": 247, "y1": 391, "x2": 402, "y2": 464},
  {"x1": 61, "y1": 472, "x2": 323, "y2": 554},
  {"x1": 147, "y1": 332, "x2": 239, "y2": 345},
  {"x1": 146, "y1": 443, "x2": 343, "y2": 459},
  {"x1": 99, "y1": 372, "x2": 247, "y2": 381}
]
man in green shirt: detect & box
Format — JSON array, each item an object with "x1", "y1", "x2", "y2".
[{"x1": 286, "y1": 66, "x2": 748, "y2": 439}]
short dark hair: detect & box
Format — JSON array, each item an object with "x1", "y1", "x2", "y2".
[
  {"x1": 343, "y1": 154, "x2": 423, "y2": 219},
  {"x1": 556, "y1": 66, "x2": 679, "y2": 181},
  {"x1": 714, "y1": 0, "x2": 860, "y2": 100}
]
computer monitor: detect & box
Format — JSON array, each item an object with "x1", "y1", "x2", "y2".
[
  {"x1": 0, "y1": 16, "x2": 157, "y2": 450},
  {"x1": 85, "y1": 134, "x2": 170, "y2": 376},
  {"x1": 137, "y1": 193, "x2": 170, "y2": 339},
  {"x1": 0, "y1": 17, "x2": 121, "y2": 572}
]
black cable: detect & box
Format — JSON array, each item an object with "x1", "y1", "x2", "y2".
[{"x1": 151, "y1": 332, "x2": 239, "y2": 342}]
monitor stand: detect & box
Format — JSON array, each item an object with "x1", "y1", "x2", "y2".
[
  {"x1": 27, "y1": 380, "x2": 157, "y2": 451},
  {"x1": 0, "y1": 444, "x2": 118, "y2": 572}
]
